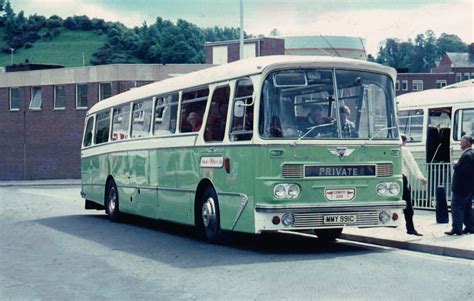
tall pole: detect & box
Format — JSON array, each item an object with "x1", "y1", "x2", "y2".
[
  {"x1": 239, "y1": 0, "x2": 244, "y2": 60},
  {"x1": 10, "y1": 48, "x2": 14, "y2": 65}
]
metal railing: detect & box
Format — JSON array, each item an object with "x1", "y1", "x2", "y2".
[{"x1": 408, "y1": 162, "x2": 453, "y2": 209}]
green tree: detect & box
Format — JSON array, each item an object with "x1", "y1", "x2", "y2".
[{"x1": 436, "y1": 33, "x2": 468, "y2": 56}]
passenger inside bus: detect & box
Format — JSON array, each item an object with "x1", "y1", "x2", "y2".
[
  {"x1": 297, "y1": 104, "x2": 335, "y2": 137},
  {"x1": 339, "y1": 105, "x2": 357, "y2": 138},
  {"x1": 187, "y1": 112, "x2": 202, "y2": 132}
]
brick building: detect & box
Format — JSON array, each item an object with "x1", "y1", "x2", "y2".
[
  {"x1": 204, "y1": 37, "x2": 284, "y2": 64},
  {"x1": 396, "y1": 45, "x2": 474, "y2": 96},
  {"x1": 0, "y1": 64, "x2": 212, "y2": 180}
]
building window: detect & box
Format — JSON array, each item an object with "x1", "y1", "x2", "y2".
[
  {"x1": 464, "y1": 73, "x2": 470, "y2": 80},
  {"x1": 9, "y1": 87, "x2": 20, "y2": 111},
  {"x1": 99, "y1": 82, "x2": 112, "y2": 101},
  {"x1": 30, "y1": 87, "x2": 42, "y2": 110},
  {"x1": 456, "y1": 73, "x2": 462, "y2": 82},
  {"x1": 436, "y1": 80, "x2": 447, "y2": 89},
  {"x1": 412, "y1": 80, "x2": 423, "y2": 91},
  {"x1": 395, "y1": 80, "x2": 400, "y2": 91},
  {"x1": 402, "y1": 80, "x2": 408, "y2": 91},
  {"x1": 243, "y1": 43, "x2": 256, "y2": 59},
  {"x1": 54, "y1": 85, "x2": 66, "y2": 109},
  {"x1": 76, "y1": 84, "x2": 88, "y2": 109}
]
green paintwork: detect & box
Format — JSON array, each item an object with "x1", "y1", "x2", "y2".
[{"x1": 82, "y1": 142, "x2": 401, "y2": 234}]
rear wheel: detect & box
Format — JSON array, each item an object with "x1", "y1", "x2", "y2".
[
  {"x1": 314, "y1": 228, "x2": 343, "y2": 241},
  {"x1": 105, "y1": 180, "x2": 121, "y2": 222},
  {"x1": 199, "y1": 187, "x2": 222, "y2": 243}
]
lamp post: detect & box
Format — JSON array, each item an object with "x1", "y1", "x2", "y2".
[
  {"x1": 10, "y1": 48, "x2": 14, "y2": 65},
  {"x1": 239, "y1": 0, "x2": 244, "y2": 60}
]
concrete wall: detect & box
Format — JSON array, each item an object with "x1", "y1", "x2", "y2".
[{"x1": 0, "y1": 64, "x2": 212, "y2": 180}]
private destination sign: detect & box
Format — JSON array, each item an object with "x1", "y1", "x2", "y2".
[{"x1": 305, "y1": 165, "x2": 376, "y2": 177}]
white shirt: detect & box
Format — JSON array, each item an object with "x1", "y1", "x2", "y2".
[{"x1": 401, "y1": 145, "x2": 425, "y2": 181}]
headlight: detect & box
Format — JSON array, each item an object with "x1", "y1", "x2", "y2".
[
  {"x1": 287, "y1": 184, "x2": 301, "y2": 198},
  {"x1": 273, "y1": 184, "x2": 287, "y2": 199},
  {"x1": 377, "y1": 182, "x2": 400, "y2": 196},
  {"x1": 273, "y1": 184, "x2": 301, "y2": 199}
]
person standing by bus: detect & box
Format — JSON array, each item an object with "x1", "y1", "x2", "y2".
[
  {"x1": 445, "y1": 135, "x2": 474, "y2": 236},
  {"x1": 401, "y1": 134, "x2": 427, "y2": 236}
]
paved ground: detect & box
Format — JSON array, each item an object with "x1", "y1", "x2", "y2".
[{"x1": 1, "y1": 185, "x2": 473, "y2": 300}]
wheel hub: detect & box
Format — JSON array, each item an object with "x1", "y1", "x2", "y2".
[{"x1": 202, "y1": 197, "x2": 216, "y2": 227}]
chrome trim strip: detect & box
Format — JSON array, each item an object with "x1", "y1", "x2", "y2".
[
  {"x1": 255, "y1": 201, "x2": 406, "y2": 213},
  {"x1": 312, "y1": 184, "x2": 368, "y2": 188},
  {"x1": 231, "y1": 194, "x2": 249, "y2": 231},
  {"x1": 156, "y1": 187, "x2": 195, "y2": 193}
]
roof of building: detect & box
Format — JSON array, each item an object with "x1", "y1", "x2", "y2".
[
  {"x1": 397, "y1": 81, "x2": 474, "y2": 109},
  {"x1": 88, "y1": 55, "x2": 396, "y2": 115},
  {"x1": 283, "y1": 35, "x2": 366, "y2": 51},
  {"x1": 445, "y1": 52, "x2": 474, "y2": 67}
]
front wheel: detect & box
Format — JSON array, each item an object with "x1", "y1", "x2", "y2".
[
  {"x1": 105, "y1": 180, "x2": 121, "y2": 222},
  {"x1": 199, "y1": 187, "x2": 222, "y2": 243},
  {"x1": 314, "y1": 228, "x2": 343, "y2": 241}
]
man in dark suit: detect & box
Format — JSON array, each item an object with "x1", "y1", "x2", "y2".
[{"x1": 445, "y1": 135, "x2": 474, "y2": 235}]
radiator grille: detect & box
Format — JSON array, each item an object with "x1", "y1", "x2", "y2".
[
  {"x1": 376, "y1": 163, "x2": 393, "y2": 177},
  {"x1": 293, "y1": 210, "x2": 380, "y2": 228},
  {"x1": 282, "y1": 164, "x2": 304, "y2": 178}
]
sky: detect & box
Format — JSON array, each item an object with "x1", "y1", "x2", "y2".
[{"x1": 11, "y1": 0, "x2": 474, "y2": 56}]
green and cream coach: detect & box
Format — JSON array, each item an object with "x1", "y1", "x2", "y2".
[{"x1": 81, "y1": 55, "x2": 404, "y2": 242}]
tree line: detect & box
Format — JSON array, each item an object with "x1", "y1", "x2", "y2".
[
  {"x1": 371, "y1": 30, "x2": 469, "y2": 72},
  {"x1": 0, "y1": 0, "x2": 470, "y2": 70},
  {"x1": 0, "y1": 0, "x2": 251, "y2": 65}
]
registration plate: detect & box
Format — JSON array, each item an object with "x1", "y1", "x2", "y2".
[{"x1": 323, "y1": 214, "x2": 357, "y2": 224}]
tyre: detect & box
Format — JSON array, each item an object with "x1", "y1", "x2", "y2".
[
  {"x1": 314, "y1": 228, "x2": 343, "y2": 241},
  {"x1": 105, "y1": 180, "x2": 121, "y2": 222},
  {"x1": 199, "y1": 187, "x2": 222, "y2": 243}
]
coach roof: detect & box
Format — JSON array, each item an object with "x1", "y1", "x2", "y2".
[
  {"x1": 87, "y1": 55, "x2": 396, "y2": 115},
  {"x1": 397, "y1": 84, "x2": 474, "y2": 109}
]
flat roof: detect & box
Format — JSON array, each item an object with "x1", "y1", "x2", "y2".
[{"x1": 88, "y1": 55, "x2": 396, "y2": 115}]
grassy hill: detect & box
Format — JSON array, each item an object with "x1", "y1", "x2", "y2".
[{"x1": 0, "y1": 29, "x2": 107, "y2": 68}]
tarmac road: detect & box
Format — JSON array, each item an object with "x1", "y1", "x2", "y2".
[{"x1": 0, "y1": 186, "x2": 472, "y2": 300}]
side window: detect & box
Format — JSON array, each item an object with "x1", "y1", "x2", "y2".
[
  {"x1": 398, "y1": 109, "x2": 424, "y2": 143},
  {"x1": 112, "y1": 104, "x2": 131, "y2": 141},
  {"x1": 230, "y1": 78, "x2": 254, "y2": 141},
  {"x1": 154, "y1": 93, "x2": 179, "y2": 136},
  {"x1": 180, "y1": 88, "x2": 209, "y2": 133},
  {"x1": 94, "y1": 110, "x2": 111, "y2": 145},
  {"x1": 454, "y1": 109, "x2": 474, "y2": 140},
  {"x1": 204, "y1": 85, "x2": 230, "y2": 142},
  {"x1": 131, "y1": 99, "x2": 153, "y2": 138},
  {"x1": 83, "y1": 116, "x2": 94, "y2": 147}
]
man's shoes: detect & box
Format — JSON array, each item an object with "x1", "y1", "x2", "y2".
[
  {"x1": 407, "y1": 230, "x2": 423, "y2": 236},
  {"x1": 444, "y1": 230, "x2": 462, "y2": 236},
  {"x1": 462, "y1": 228, "x2": 473, "y2": 234}
]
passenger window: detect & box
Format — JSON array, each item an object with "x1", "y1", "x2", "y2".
[
  {"x1": 230, "y1": 78, "x2": 254, "y2": 141},
  {"x1": 131, "y1": 99, "x2": 153, "y2": 138},
  {"x1": 398, "y1": 109, "x2": 424, "y2": 143},
  {"x1": 180, "y1": 88, "x2": 209, "y2": 133},
  {"x1": 154, "y1": 93, "x2": 179, "y2": 136},
  {"x1": 83, "y1": 116, "x2": 94, "y2": 147},
  {"x1": 94, "y1": 110, "x2": 111, "y2": 144},
  {"x1": 204, "y1": 86, "x2": 230, "y2": 142},
  {"x1": 454, "y1": 109, "x2": 474, "y2": 140},
  {"x1": 112, "y1": 104, "x2": 130, "y2": 141}
]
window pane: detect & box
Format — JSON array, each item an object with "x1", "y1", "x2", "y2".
[
  {"x1": 10, "y1": 88, "x2": 20, "y2": 110},
  {"x1": 398, "y1": 109, "x2": 424, "y2": 142},
  {"x1": 205, "y1": 86, "x2": 230, "y2": 142},
  {"x1": 112, "y1": 104, "x2": 130, "y2": 140},
  {"x1": 30, "y1": 87, "x2": 42, "y2": 110},
  {"x1": 180, "y1": 88, "x2": 209, "y2": 133},
  {"x1": 83, "y1": 117, "x2": 94, "y2": 147},
  {"x1": 230, "y1": 78, "x2": 254, "y2": 141},
  {"x1": 54, "y1": 85, "x2": 66, "y2": 109},
  {"x1": 454, "y1": 109, "x2": 474, "y2": 140},
  {"x1": 94, "y1": 110, "x2": 110, "y2": 144},
  {"x1": 100, "y1": 83, "x2": 112, "y2": 101},
  {"x1": 154, "y1": 94, "x2": 179, "y2": 136},
  {"x1": 77, "y1": 84, "x2": 88, "y2": 108},
  {"x1": 131, "y1": 99, "x2": 153, "y2": 138}
]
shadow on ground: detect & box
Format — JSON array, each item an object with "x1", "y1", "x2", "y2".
[{"x1": 33, "y1": 213, "x2": 387, "y2": 268}]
